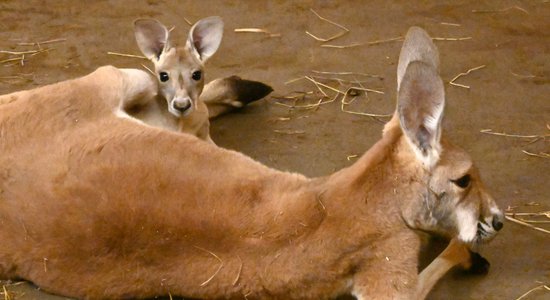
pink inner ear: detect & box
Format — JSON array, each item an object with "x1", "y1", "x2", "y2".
[{"x1": 193, "y1": 38, "x2": 204, "y2": 58}]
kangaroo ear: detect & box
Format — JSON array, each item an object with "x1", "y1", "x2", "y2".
[
  {"x1": 398, "y1": 61, "x2": 445, "y2": 170},
  {"x1": 397, "y1": 27, "x2": 439, "y2": 92},
  {"x1": 134, "y1": 19, "x2": 169, "y2": 60},
  {"x1": 187, "y1": 16, "x2": 224, "y2": 63}
]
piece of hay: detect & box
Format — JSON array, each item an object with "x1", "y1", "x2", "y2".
[
  {"x1": 507, "y1": 210, "x2": 550, "y2": 224},
  {"x1": 17, "y1": 38, "x2": 66, "y2": 48},
  {"x1": 480, "y1": 129, "x2": 548, "y2": 139},
  {"x1": 322, "y1": 36, "x2": 403, "y2": 49},
  {"x1": 273, "y1": 129, "x2": 305, "y2": 135},
  {"x1": 515, "y1": 284, "x2": 550, "y2": 300},
  {"x1": 193, "y1": 246, "x2": 224, "y2": 287},
  {"x1": 234, "y1": 28, "x2": 281, "y2": 38},
  {"x1": 233, "y1": 256, "x2": 243, "y2": 286},
  {"x1": 2, "y1": 285, "x2": 11, "y2": 300},
  {"x1": 107, "y1": 52, "x2": 147, "y2": 59},
  {"x1": 440, "y1": 22, "x2": 461, "y2": 27},
  {"x1": 0, "y1": 57, "x2": 23, "y2": 64},
  {"x1": 472, "y1": 6, "x2": 529, "y2": 14},
  {"x1": 521, "y1": 150, "x2": 550, "y2": 159},
  {"x1": 311, "y1": 70, "x2": 382, "y2": 79},
  {"x1": 140, "y1": 64, "x2": 155, "y2": 76},
  {"x1": 347, "y1": 154, "x2": 358, "y2": 161},
  {"x1": 432, "y1": 36, "x2": 472, "y2": 41},
  {"x1": 449, "y1": 65, "x2": 486, "y2": 89},
  {"x1": 305, "y1": 9, "x2": 349, "y2": 43},
  {"x1": 505, "y1": 215, "x2": 550, "y2": 235},
  {"x1": 304, "y1": 76, "x2": 345, "y2": 95},
  {"x1": 510, "y1": 71, "x2": 538, "y2": 79},
  {"x1": 0, "y1": 49, "x2": 41, "y2": 55},
  {"x1": 340, "y1": 86, "x2": 391, "y2": 118}
]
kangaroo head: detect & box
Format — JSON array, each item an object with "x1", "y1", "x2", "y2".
[
  {"x1": 394, "y1": 27, "x2": 503, "y2": 246},
  {"x1": 134, "y1": 17, "x2": 224, "y2": 117}
]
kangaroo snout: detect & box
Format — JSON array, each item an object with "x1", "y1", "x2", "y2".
[
  {"x1": 170, "y1": 98, "x2": 193, "y2": 117},
  {"x1": 492, "y1": 215, "x2": 504, "y2": 231}
]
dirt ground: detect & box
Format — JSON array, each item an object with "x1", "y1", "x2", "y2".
[{"x1": 0, "y1": 0, "x2": 548, "y2": 299}]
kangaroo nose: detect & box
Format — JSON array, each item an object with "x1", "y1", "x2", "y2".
[
  {"x1": 173, "y1": 100, "x2": 191, "y2": 112},
  {"x1": 492, "y1": 218, "x2": 503, "y2": 231}
]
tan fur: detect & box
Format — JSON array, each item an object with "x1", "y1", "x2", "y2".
[
  {"x1": 133, "y1": 18, "x2": 224, "y2": 143},
  {"x1": 131, "y1": 18, "x2": 273, "y2": 141},
  {"x1": 416, "y1": 239, "x2": 472, "y2": 300},
  {"x1": 127, "y1": 75, "x2": 273, "y2": 140},
  {"x1": 0, "y1": 27, "x2": 502, "y2": 299}
]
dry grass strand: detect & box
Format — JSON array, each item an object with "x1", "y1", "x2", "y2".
[
  {"x1": 521, "y1": 150, "x2": 550, "y2": 159},
  {"x1": 322, "y1": 36, "x2": 403, "y2": 49},
  {"x1": 2, "y1": 285, "x2": 11, "y2": 300},
  {"x1": 107, "y1": 52, "x2": 147, "y2": 59},
  {"x1": 305, "y1": 9, "x2": 349, "y2": 42},
  {"x1": 472, "y1": 6, "x2": 529, "y2": 14},
  {"x1": 449, "y1": 65, "x2": 486, "y2": 89},
  {"x1": 234, "y1": 28, "x2": 281, "y2": 38},
  {"x1": 311, "y1": 70, "x2": 382, "y2": 78},
  {"x1": 17, "y1": 38, "x2": 66, "y2": 47},
  {"x1": 515, "y1": 284, "x2": 550, "y2": 300},
  {"x1": 432, "y1": 36, "x2": 472, "y2": 41},
  {"x1": 480, "y1": 129, "x2": 548, "y2": 139},
  {"x1": 233, "y1": 256, "x2": 243, "y2": 286},
  {"x1": 505, "y1": 216, "x2": 550, "y2": 234},
  {"x1": 193, "y1": 246, "x2": 224, "y2": 287},
  {"x1": 273, "y1": 129, "x2": 306, "y2": 135},
  {"x1": 140, "y1": 64, "x2": 155, "y2": 76},
  {"x1": 440, "y1": 22, "x2": 461, "y2": 26}
]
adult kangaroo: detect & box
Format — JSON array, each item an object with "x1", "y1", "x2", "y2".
[{"x1": 0, "y1": 27, "x2": 502, "y2": 299}]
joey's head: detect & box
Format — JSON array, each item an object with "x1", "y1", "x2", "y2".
[
  {"x1": 392, "y1": 27, "x2": 503, "y2": 246},
  {"x1": 134, "y1": 17, "x2": 224, "y2": 117}
]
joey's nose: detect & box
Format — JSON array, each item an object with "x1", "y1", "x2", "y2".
[
  {"x1": 173, "y1": 100, "x2": 191, "y2": 112},
  {"x1": 492, "y1": 218, "x2": 503, "y2": 231}
]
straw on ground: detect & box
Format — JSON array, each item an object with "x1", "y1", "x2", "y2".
[
  {"x1": 449, "y1": 65, "x2": 486, "y2": 89},
  {"x1": 305, "y1": 9, "x2": 349, "y2": 43}
]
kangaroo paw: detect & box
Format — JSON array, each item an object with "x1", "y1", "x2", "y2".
[{"x1": 462, "y1": 251, "x2": 490, "y2": 275}]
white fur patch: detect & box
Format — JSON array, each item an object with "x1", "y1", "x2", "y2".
[
  {"x1": 351, "y1": 290, "x2": 366, "y2": 300},
  {"x1": 490, "y1": 205, "x2": 502, "y2": 216},
  {"x1": 424, "y1": 103, "x2": 443, "y2": 132},
  {"x1": 456, "y1": 207, "x2": 478, "y2": 243},
  {"x1": 403, "y1": 134, "x2": 441, "y2": 170}
]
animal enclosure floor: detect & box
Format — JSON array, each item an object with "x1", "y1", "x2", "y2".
[{"x1": 0, "y1": 0, "x2": 548, "y2": 299}]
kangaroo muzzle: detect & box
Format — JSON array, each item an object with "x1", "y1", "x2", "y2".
[{"x1": 169, "y1": 97, "x2": 193, "y2": 117}]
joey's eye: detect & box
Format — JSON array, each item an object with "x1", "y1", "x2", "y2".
[
  {"x1": 159, "y1": 72, "x2": 169, "y2": 82},
  {"x1": 192, "y1": 70, "x2": 202, "y2": 81},
  {"x1": 452, "y1": 174, "x2": 471, "y2": 189}
]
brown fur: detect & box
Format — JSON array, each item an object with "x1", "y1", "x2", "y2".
[
  {"x1": 133, "y1": 18, "x2": 223, "y2": 143},
  {"x1": 0, "y1": 27, "x2": 502, "y2": 299},
  {"x1": 131, "y1": 18, "x2": 273, "y2": 140}
]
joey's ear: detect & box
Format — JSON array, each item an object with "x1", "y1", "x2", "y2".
[
  {"x1": 134, "y1": 19, "x2": 170, "y2": 60},
  {"x1": 397, "y1": 27, "x2": 439, "y2": 91},
  {"x1": 187, "y1": 16, "x2": 224, "y2": 63},
  {"x1": 398, "y1": 61, "x2": 445, "y2": 169}
]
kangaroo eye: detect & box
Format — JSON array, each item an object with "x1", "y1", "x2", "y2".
[
  {"x1": 452, "y1": 174, "x2": 471, "y2": 189},
  {"x1": 192, "y1": 70, "x2": 202, "y2": 81},
  {"x1": 159, "y1": 72, "x2": 169, "y2": 82}
]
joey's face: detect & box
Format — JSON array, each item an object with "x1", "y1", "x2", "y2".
[
  {"x1": 407, "y1": 141, "x2": 504, "y2": 246},
  {"x1": 154, "y1": 47, "x2": 205, "y2": 118},
  {"x1": 134, "y1": 17, "x2": 223, "y2": 118}
]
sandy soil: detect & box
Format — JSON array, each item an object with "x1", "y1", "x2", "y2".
[{"x1": 0, "y1": 0, "x2": 548, "y2": 299}]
